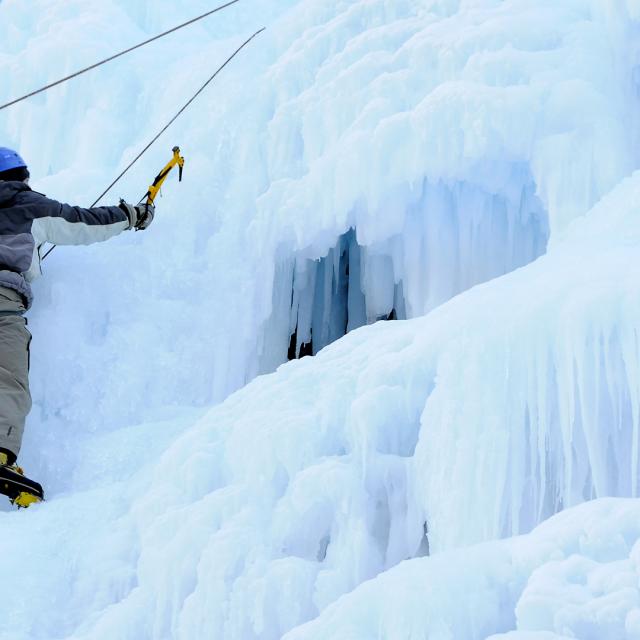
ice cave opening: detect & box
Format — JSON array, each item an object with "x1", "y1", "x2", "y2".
[{"x1": 259, "y1": 173, "x2": 550, "y2": 373}]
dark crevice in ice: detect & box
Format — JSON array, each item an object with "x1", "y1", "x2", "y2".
[{"x1": 259, "y1": 173, "x2": 549, "y2": 372}]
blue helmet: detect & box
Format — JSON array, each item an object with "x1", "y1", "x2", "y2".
[{"x1": 0, "y1": 147, "x2": 27, "y2": 173}]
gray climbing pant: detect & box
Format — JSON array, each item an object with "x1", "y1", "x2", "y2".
[{"x1": 0, "y1": 286, "x2": 31, "y2": 460}]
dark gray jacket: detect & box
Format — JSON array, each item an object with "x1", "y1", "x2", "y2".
[{"x1": 0, "y1": 181, "x2": 130, "y2": 308}]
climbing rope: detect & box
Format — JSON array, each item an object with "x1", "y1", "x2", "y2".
[
  {"x1": 41, "y1": 27, "x2": 266, "y2": 261},
  {"x1": 0, "y1": 0, "x2": 242, "y2": 112}
]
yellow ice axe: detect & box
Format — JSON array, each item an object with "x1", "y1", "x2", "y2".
[{"x1": 143, "y1": 146, "x2": 185, "y2": 207}]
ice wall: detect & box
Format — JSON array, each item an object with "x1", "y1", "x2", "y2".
[
  {"x1": 0, "y1": 1, "x2": 640, "y2": 637},
  {"x1": 1, "y1": 0, "x2": 639, "y2": 444},
  {"x1": 127, "y1": 175, "x2": 640, "y2": 636},
  {"x1": 0, "y1": 172, "x2": 637, "y2": 639},
  {"x1": 285, "y1": 499, "x2": 640, "y2": 640}
]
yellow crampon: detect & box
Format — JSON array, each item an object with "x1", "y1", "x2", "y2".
[
  {"x1": 11, "y1": 464, "x2": 42, "y2": 508},
  {"x1": 13, "y1": 491, "x2": 42, "y2": 508},
  {"x1": 143, "y1": 146, "x2": 185, "y2": 207},
  {"x1": 0, "y1": 452, "x2": 44, "y2": 508}
]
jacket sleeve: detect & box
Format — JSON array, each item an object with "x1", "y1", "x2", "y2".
[{"x1": 29, "y1": 193, "x2": 131, "y2": 247}]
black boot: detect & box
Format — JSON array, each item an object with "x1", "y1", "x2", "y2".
[{"x1": 0, "y1": 451, "x2": 44, "y2": 508}]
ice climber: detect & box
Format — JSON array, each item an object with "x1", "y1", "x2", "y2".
[{"x1": 0, "y1": 146, "x2": 154, "y2": 507}]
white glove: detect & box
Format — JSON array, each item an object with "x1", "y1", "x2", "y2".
[{"x1": 119, "y1": 200, "x2": 155, "y2": 231}]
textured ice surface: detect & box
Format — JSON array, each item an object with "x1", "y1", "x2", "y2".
[
  {"x1": 286, "y1": 499, "x2": 640, "y2": 640},
  {"x1": 0, "y1": 0, "x2": 640, "y2": 638},
  {"x1": 0, "y1": 170, "x2": 637, "y2": 637},
  {"x1": 2, "y1": 0, "x2": 638, "y2": 436}
]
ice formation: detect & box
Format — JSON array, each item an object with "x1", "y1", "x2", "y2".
[
  {"x1": 285, "y1": 499, "x2": 640, "y2": 640},
  {"x1": 0, "y1": 0, "x2": 639, "y2": 638},
  {"x1": 263, "y1": 175, "x2": 548, "y2": 368}
]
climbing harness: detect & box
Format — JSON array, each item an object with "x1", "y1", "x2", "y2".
[
  {"x1": 40, "y1": 27, "x2": 265, "y2": 261},
  {"x1": 0, "y1": 1, "x2": 242, "y2": 112}
]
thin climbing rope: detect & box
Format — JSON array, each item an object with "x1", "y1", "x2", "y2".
[
  {"x1": 0, "y1": 0, "x2": 242, "y2": 112},
  {"x1": 41, "y1": 27, "x2": 266, "y2": 261}
]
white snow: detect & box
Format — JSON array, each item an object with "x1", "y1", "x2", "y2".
[{"x1": 0, "y1": 0, "x2": 639, "y2": 638}]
